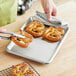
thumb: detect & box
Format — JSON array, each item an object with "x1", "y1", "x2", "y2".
[
  {"x1": 47, "y1": 12, "x2": 52, "y2": 22},
  {"x1": 52, "y1": 8, "x2": 57, "y2": 16}
]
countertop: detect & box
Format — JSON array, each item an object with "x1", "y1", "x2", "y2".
[{"x1": 0, "y1": 0, "x2": 76, "y2": 76}]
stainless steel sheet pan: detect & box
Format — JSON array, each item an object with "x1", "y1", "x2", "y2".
[{"x1": 6, "y1": 14, "x2": 69, "y2": 64}]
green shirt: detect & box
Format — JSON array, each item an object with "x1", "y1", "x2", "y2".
[{"x1": 0, "y1": 0, "x2": 17, "y2": 26}]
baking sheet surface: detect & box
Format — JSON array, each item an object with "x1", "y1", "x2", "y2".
[{"x1": 6, "y1": 16, "x2": 69, "y2": 64}]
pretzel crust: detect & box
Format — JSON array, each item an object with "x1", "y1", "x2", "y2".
[
  {"x1": 43, "y1": 26, "x2": 64, "y2": 42},
  {"x1": 12, "y1": 63, "x2": 35, "y2": 76},
  {"x1": 24, "y1": 70, "x2": 35, "y2": 76},
  {"x1": 25, "y1": 20, "x2": 45, "y2": 37},
  {"x1": 11, "y1": 30, "x2": 33, "y2": 48}
]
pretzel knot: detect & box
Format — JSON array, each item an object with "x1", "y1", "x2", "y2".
[
  {"x1": 43, "y1": 26, "x2": 64, "y2": 42},
  {"x1": 11, "y1": 30, "x2": 33, "y2": 48},
  {"x1": 26, "y1": 20, "x2": 45, "y2": 37},
  {"x1": 12, "y1": 63, "x2": 35, "y2": 76}
]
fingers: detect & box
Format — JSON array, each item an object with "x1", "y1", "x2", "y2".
[
  {"x1": 0, "y1": 29, "x2": 6, "y2": 40},
  {"x1": 41, "y1": 0, "x2": 57, "y2": 21},
  {"x1": 52, "y1": 11, "x2": 56, "y2": 16},
  {"x1": 47, "y1": 8, "x2": 57, "y2": 21},
  {"x1": 44, "y1": 9, "x2": 52, "y2": 21},
  {"x1": 0, "y1": 29, "x2": 6, "y2": 33},
  {"x1": 44, "y1": 8, "x2": 52, "y2": 21},
  {"x1": 52, "y1": 12, "x2": 56, "y2": 16},
  {"x1": 44, "y1": 3, "x2": 57, "y2": 21},
  {"x1": 52, "y1": 7, "x2": 57, "y2": 16},
  {"x1": 47, "y1": 12, "x2": 52, "y2": 21}
]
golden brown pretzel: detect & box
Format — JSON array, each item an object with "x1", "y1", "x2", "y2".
[
  {"x1": 11, "y1": 30, "x2": 33, "y2": 48},
  {"x1": 25, "y1": 20, "x2": 45, "y2": 37},
  {"x1": 12, "y1": 63, "x2": 29, "y2": 76},
  {"x1": 12, "y1": 63, "x2": 35, "y2": 76},
  {"x1": 26, "y1": 28, "x2": 43, "y2": 37},
  {"x1": 24, "y1": 70, "x2": 35, "y2": 76},
  {"x1": 43, "y1": 26, "x2": 64, "y2": 42},
  {"x1": 56, "y1": 28, "x2": 64, "y2": 35}
]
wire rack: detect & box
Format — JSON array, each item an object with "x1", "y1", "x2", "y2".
[{"x1": 0, "y1": 62, "x2": 40, "y2": 76}]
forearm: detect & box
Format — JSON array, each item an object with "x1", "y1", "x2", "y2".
[
  {"x1": 41, "y1": 0, "x2": 53, "y2": 4},
  {"x1": 41, "y1": 0, "x2": 54, "y2": 12},
  {"x1": 41, "y1": 0, "x2": 53, "y2": 8}
]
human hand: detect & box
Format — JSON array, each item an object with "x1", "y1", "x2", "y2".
[
  {"x1": 0, "y1": 29, "x2": 6, "y2": 33},
  {"x1": 0, "y1": 28, "x2": 6, "y2": 40},
  {"x1": 41, "y1": 0, "x2": 57, "y2": 21}
]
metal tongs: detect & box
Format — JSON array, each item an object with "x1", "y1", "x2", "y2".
[
  {"x1": 0, "y1": 32, "x2": 25, "y2": 40},
  {"x1": 36, "y1": 11, "x2": 68, "y2": 27}
]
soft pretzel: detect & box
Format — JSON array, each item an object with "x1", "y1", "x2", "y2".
[
  {"x1": 56, "y1": 28, "x2": 64, "y2": 35},
  {"x1": 25, "y1": 20, "x2": 45, "y2": 37},
  {"x1": 26, "y1": 28, "x2": 43, "y2": 37},
  {"x1": 43, "y1": 26, "x2": 64, "y2": 42},
  {"x1": 11, "y1": 30, "x2": 33, "y2": 48},
  {"x1": 24, "y1": 70, "x2": 35, "y2": 76},
  {"x1": 12, "y1": 63, "x2": 35, "y2": 76}
]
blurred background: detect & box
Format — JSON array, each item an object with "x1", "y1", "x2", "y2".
[{"x1": 17, "y1": 0, "x2": 75, "y2": 15}]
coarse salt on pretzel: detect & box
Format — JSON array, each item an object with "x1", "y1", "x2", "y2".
[
  {"x1": 56, "y1": 28, "x2": 64, "y2": 35},
  {"x1": 24, "y1": 70, "x2": 35, "y2": 76},
  {"x1": 43, "y1": 26, "x2": 64, "y2": 42},
  {"x1": 26, "y1": 28, "x2": 43, "y2": 37},
  {"x1": 25, "y1": 20, "x2": 45, "y2": 37},
  {"x1": 11, "y1": 36, "x2": 29, "y2": 48},
  {"x1": 11, "y1": 30, "x2": 33, "y2": 48},
  {"x1": 19, "y1": 30, "x2": 33, "y2": 43},
  {"x1": 26, "y1": 20, "x2": 45, "y2": 30},
  {"x1": 12, "y1": 63, "x2": 30, "y2": 76},
  {"x1": 46, "y1": 32, "x2": 62, "y2": 42}
]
